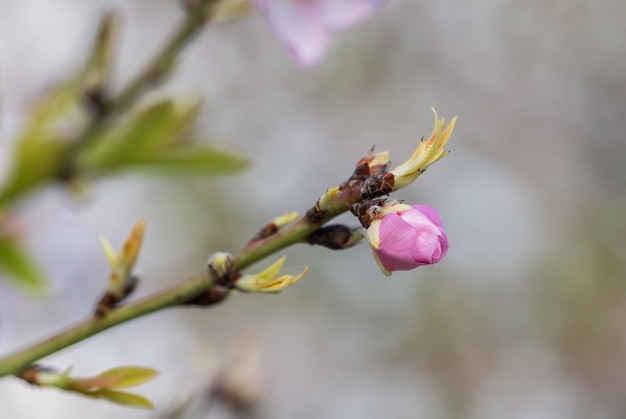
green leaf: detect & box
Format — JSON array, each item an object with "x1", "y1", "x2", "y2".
[
  {"x1": 0, "y1": 236, "x2": 46, "y2": 292},
  {"x1": 84, "y1": 100, "x2": 176, "y2": 168},
  {"x1": 0, "y1": 75, "x2": 84, "y2": 206},
  {"x1": 96, "y1": 366, "x2": 159, "y2": 389},
  {"x1": 0, "y1": 13, "x2": 119, "y2": 205},
  {"x1": 116, "y1": 144, "x2": 249, "y2": 175},
  {"x1": 21, "y1": 88, "x2": 85, "y2": 144},
  {"x1": 79, "y1": 99, "x2": 198, "y2": 171},
  {"x1": 76, "y1": 96, "x2": 249, "y2": 176},
  {"x1": 91, "y1": 389, "x2": 155, "y2": 409},
  {"x1": 0, "y1": 140, "x2": 69, "y2": 205},
  {"x1": 113, "y1": 101, "x2": 178, "y2": 155},
  {"x1": 0, "y1": 27, "x2": 120, "y2": 203}
]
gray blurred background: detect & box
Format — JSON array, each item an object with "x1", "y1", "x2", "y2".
[{"x1": 1, "y1": 0, "x2": 626, "y2": 418}]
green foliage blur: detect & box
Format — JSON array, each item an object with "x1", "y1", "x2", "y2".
[{"x1": 0, "y1": 12, "x2": 247, "y2": 292}]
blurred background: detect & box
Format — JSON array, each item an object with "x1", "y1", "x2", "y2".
[{"x1": 1, "y1": 0, "x2": 626, "y2": 418}]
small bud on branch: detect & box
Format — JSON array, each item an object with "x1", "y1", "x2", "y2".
[
  {"x1": 306, "y1": 224, "x2": 364, "y2": 250},
  {"x1": 95, "y1": 220, "x2": 146, "y2": 317}
]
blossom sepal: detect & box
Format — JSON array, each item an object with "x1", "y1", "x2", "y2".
[
  {"x1": 353, "y1": 148, "x2": 390, "y2": 179},
  {"x1": 235, "y1": 256, "x2": 308, "y2": 293},
  {"x1": 389, "y1": 108, "x2": 457, "y2": 190}
]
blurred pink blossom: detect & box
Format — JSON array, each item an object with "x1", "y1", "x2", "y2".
[
  {"x1": 366, "y1": 203, "x2": 448, "y2": 276},
  {"x1": 255, "y1": 0, "x2": 385, "y2": 67}
]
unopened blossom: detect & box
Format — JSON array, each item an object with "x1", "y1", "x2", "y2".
[
  {"x1": 366, "y1": 203, "x2": 448, "y2": 276},
  {"x1": 255, "y1": 0, "x2": 385, "y2": 67}
]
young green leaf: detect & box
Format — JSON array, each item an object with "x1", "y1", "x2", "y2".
[
  {"x1": 0, "y1": 73, "x2": 85, "y2": 205},
  {"x1": 95, "y1": 366, "x2": 159, "y2": 389},
  {"x1": 78, "y1": 98, "x2": 204, "y2": 171},
  {"x1": 114, "y1": 144, "x2": 249, "y2": 175},
  {"x1": 0, "y1": 140, "x2": 69, "y2": 205},
  {"x1": 90, "y1": 389, "x2": 155, "y2": 409},
  {"x1": 0, "y1": 14, "x2": 120, "y2": 205},
  {"x1": 0, "y1": 236, "x2": 46, "y2": 292},
  {"x1": 20, "y1": 364, "x2": 159, "y2": 409},
  {"x1": 75, "y1": 96, "x2": 249, "y2": 177}
]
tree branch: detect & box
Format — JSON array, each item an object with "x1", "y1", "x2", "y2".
[
  {"x1": 72, "y1": 0, "x2": 220, "y2": 152},
  {"x1": 0, "y1": 200, "x2": 349, "y2": 377}
]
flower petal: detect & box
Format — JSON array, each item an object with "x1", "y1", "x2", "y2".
[
  {"x1": 408, "y1": 204, "x2": 443, "y2": 227},
  {"x1": 319, "y1": 0, "x2": 385, "y2": 30},
  {"x1": 378, "y1": 213, "x2": 419, "y2": 254},
  {"x1": 256, "y1": 0, "x2": 331, "y2": 67},
  {"x1": 373, "y1": 247, "x2": 420, "y2": 272}
]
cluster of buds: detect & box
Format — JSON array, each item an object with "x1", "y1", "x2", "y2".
[
  {"x1": 310, "y1": 109, "x2": 453, "y2": 276},
  {"x1": 354, "y1": 109, "x2": 456, "y2": 275},
  {"x1": 200, "y1": 110, "x2": 455, "y2": 296},
  {"x1": 198, "y1": 251, "x2": 308, "y2": 298}
]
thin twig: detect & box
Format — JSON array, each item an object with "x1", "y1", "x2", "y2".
[
  {"x1": 72, "y1": 0, "x2": 219, "y2": 152},
  {"x1": 0, "y1": 201, "x2": 349, "y2": 377}
]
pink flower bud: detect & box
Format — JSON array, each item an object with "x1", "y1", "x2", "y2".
[{"x1": 366, "y1": 204, "x2": 448, "y2": 276}]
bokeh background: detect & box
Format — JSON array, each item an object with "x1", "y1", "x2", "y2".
[{"x1": 1, "y1": 0, "x2": 626, "y2": 418}]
